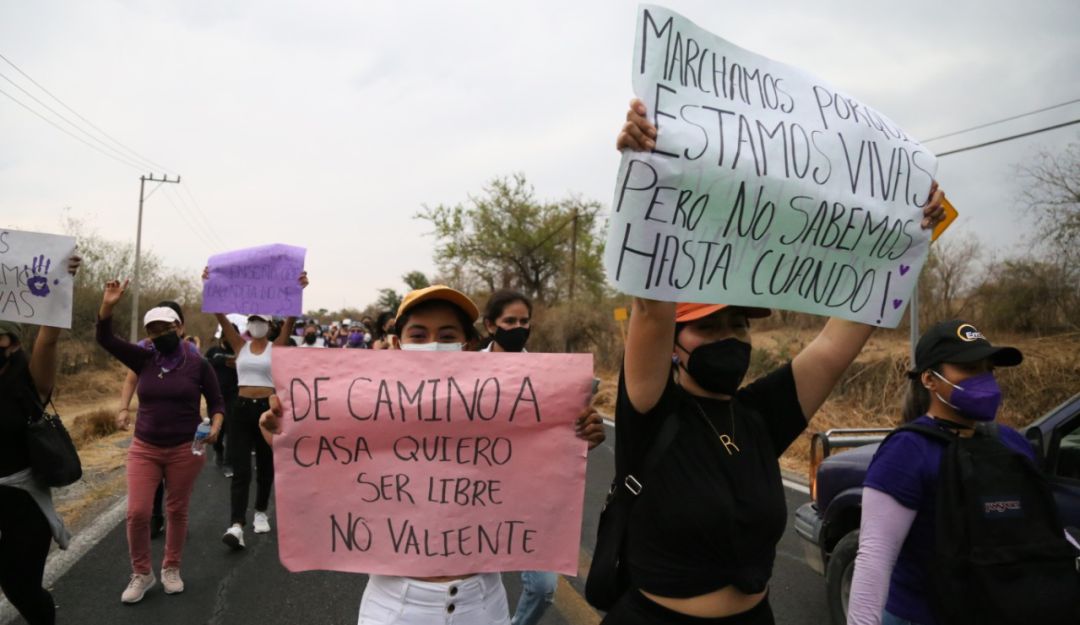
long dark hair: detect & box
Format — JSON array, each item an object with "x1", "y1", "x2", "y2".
[
  {"x1": 902, "y1": 366, "x2": 941, "y2": 423},
  {"x1": 482, "y1": 289, "x2": 532, "y2": 327},
  {"x1": 373, "y1": 311, "x2": 395, "y2": 341}
]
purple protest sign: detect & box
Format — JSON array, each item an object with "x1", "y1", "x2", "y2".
[{"x1": 202, "y1": 244, "x2": 306, "y2": 316}]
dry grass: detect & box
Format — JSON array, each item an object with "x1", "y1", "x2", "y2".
[
  {"x1": 777, "y1": 330, "x2": 1080, "y2": 479},
  {"x1": 69, "y1": 408, "x2": 121, "y2": 447},
  {"x1": 46, "y1": 358, "x2": 133, "y2": 531},
  {"x1": 596, "y1": 329, "x2": 1080, "y2": 480}
]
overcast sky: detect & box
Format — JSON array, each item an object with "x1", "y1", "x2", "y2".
[{"x1": 2, "y1": 0, "x2": 1078, "y2": 311}]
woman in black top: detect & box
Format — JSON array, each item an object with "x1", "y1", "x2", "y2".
[
  {"x1": 0, "y1": 255, "x2": 80, "y2": 625},
  {"x1": 606, "y1": 101, "x2": 947, "y2": 624}
]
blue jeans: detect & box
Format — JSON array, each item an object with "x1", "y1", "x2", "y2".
[
  {"x1": 510, "y1": 571, "x2": 558, "y2": 625},
  {"x1": 882, "y1": 610, "x2": 923, "y2": 625}
]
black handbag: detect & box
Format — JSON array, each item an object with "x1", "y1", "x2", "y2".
[
  {"x1": 585, "y1": 412, "x2": 679, "y2": 610},
  {"x1": 26, "y1": 396, "x2": 83, "y2": 488}
]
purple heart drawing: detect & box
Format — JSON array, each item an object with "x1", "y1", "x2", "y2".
[
  {"x1": 892, "y1": 299, "x2": 903, "y2": 309},
  {"x1": 899, "y1": 264, "x2": 910, "y2": 276}
]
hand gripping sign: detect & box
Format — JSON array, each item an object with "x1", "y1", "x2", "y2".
[
  {"x1": 0, "y1": 229, "x2": 77, "y2": 328},
  {"x1": 202, "y1": 244, "x2": 306, "y2": 317},
  {"x1": 605, "y1": 5, "x2": 941, "y2": 327},
  {"x1": 271, "y1": 348, "x2": 593, "y2": 577}
]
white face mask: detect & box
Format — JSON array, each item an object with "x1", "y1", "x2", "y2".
[
  {"x1": 400, "y1": 342, "x2": 464, "y2": 352},
  {"x1": 248, "y1": 321, "x2": 269, "y2": 339}
]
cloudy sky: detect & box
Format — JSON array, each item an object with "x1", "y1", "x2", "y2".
[{"x1": 2, "y1": 0, "x2": 1078, "y2": 311}]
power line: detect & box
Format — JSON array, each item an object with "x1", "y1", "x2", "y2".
[
  {"x1": 163, "y1": 185, "x2": 223, "y2": 250},
  {"x1": 0, "y1": 70, "x2": 154, "y2": 171},
  {"x1": 936, "y1": 118, "x2": 1080, "y2": 158},
  {"x1": 922, "y1": 97, "x2": 1080, "y2": 143},
  {"x1": 0, "y1": 51, "x2": 176, "y2": 175},
  {"x1": 176, "y1": 182, "x2": 227, "y2": 249},
  {"x1": 159, "y1": 185, "x2": 217, "y2": 254},
  {"x1": 0, "y1": 85, "x2": 147, "y2": 171}
]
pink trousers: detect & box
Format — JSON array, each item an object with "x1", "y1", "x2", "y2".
[{"x1": 126, "y1": 438, "x2": 205, "y2": 573}]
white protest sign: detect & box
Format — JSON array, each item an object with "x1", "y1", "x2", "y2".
[
  {"x1": 0, "y1": 229, "x2": 77, "y2": 329},
  {"x1": 604, "y1": 5, "x2": 938, "y2": 327}
]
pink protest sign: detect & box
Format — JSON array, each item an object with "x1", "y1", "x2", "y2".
[
  {"x1": 202, "y1": 244, "x2": 306, "y2": 316},
  {"x1": 271, "y1": 348, "x2": 593, "y2": 577}
]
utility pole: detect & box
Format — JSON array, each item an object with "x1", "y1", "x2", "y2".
[
  {"x1": 909, "y1": 285, "x2": 919, "y2": 366},
  {"x1": 568, "y1": 208, "x2": 578, "y2": 300},
  {"x1": 565, "y1": 208, "x2": 579, "y2": 353},
  {"x1": 131, "y1": 173, "x2": 181, "y2": 341}
]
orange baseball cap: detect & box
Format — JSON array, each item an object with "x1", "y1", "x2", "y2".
[
  {"x1": 675, "y1": 302, "x2": 771, "y2": 323},
  {"x1": 396, "y1": 285, "x2": 480, "y2": 323}
]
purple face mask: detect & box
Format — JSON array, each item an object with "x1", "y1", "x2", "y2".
[
  {"x1": 347, "y1": 331, "x2": 364, "y2": 347},
  {"x1": 932, "y1": 370, "x2": 1002, "y2": 422}
]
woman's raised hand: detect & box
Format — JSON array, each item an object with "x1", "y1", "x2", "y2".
[
  {"x1": 575, "y1": 405, "x2": 606, "y2": 450},
  {"x1": 299, "y1": 271, "x2": 309, "y2": 289},
  {"x1": 616, "y1": 98, "x2": 656, "y2": 152},
  {"x1": 921, "y1": 181, "x2": 946, "y2": 230},
  {"x1": 101, "y1": 279, "x2": 129, "y2": 308},
  {"x1": 257, "y1": 395, "x2": 283, "y2": 446}
]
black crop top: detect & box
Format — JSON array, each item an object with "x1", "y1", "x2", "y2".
[{"x1": 616, "y1": 362, "x2": 806, "y2": 598}]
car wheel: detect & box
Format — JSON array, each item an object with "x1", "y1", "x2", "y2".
[{"x1": 826, "y1": 529, "x2": 859, "y2": 625}]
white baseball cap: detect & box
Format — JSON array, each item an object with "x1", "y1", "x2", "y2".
[
  {"x1": 143, "y1": 307, "x2": 181, "y2": 327},
  {"x1": 247, "y1": 314, "x2": 272, "y2": 323}
]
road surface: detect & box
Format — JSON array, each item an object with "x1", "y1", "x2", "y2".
[{"x1": 3, "y1": 425, "x2": 828, "y2": 624}]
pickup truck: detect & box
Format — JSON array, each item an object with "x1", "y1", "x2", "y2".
[{"x1": 793, "y1": 392, "x2": 1080, "y2": 625}]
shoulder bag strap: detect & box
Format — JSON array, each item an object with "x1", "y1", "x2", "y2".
[{"x1": 621, "y1": 411, "x2": 680, "y2": 497}]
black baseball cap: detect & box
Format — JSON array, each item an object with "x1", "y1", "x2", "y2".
[{"x1": 909, "y1": 319, "x2": 1023, "y2": 377}]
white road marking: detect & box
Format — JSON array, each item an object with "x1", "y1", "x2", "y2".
[{"x1": 0, "y1": 496, "x2": 128, "y2": 625}]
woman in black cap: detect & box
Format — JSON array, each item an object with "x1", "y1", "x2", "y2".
[
  {"x1": 847, "y1": 319, "x2": 1031, "y2": 625},
  {"x1": 0, "y1": 255, "x2": 80, "y2": 625}
]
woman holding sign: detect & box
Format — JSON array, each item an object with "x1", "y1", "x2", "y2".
[
  {"x1": 260, "y1": 284, "x2": 605, "y2": 625},
  {"x1": 96, "y1": 279, "x2": 226, "y2": 604},
  {"x1": 0, "y1": 255, "x2": 80, "y2": 625},
  {"x1": 604, "y1": 100, "x2": 946, "y2": 625},
  {"x1": 203, "y1": 266, "x2": 309, "y2": 550}
]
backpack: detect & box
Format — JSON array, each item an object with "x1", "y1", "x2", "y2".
[
  {"x1": 889, "y1": 422, "x2": 1080, "y2": 625},
  {"x1": 584, "y1": 412, "x2": 679, "y2": 610}
]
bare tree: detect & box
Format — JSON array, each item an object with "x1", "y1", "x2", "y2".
[{"x1": 1018, "y1": 139, "x2": 1080, "y2": 270}]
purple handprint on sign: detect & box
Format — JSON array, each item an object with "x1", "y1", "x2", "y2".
[{"x1": 25, "y1": 255, "x2": 52, "y2": 297}]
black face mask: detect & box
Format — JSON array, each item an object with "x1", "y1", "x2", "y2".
[
  {"x1": 676, "y1": 337, "x2": 751, "y2": 395},
  {"x1": 493, "y1": 326, "x2": 530, "y2": 353},
  {"x1": 152, "y1": 332, "x2": 181, "y2": 354},
  {"x1": 303, "y1": 334, "x2": 317, "y2": 345}
]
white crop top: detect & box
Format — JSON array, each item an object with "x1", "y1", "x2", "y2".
[{"x1": 237, "y1": 342, "x2": 274, "y2": 388}]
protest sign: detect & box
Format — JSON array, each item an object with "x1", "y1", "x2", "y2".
[
  {"x1": 604, "y1": 5, "x2": 939, "y2": 327},
  {"x1": 202, "y1": 244, "x2": 306, "y2": 317},
  {"x1": 271, "y1": 348, "x2": 593, "y2": 576},
  {"x1": 0, "y1": 229, "x2": 77, "y2": 329}
]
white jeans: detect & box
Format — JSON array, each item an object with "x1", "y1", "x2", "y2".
[{"x1": 358, "y1": 574, "x2": 511, "y2": 625}]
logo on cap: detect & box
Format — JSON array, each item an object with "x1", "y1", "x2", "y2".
[{"x1": 956, "y1": 323, "x2": 985, "y2": 342}]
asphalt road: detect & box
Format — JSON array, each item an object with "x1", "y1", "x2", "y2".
[{"x1": 5, "y1": 427, "x2": 828, "y2": 625}]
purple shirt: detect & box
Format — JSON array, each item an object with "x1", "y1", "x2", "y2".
[
  {"x1": 97, "y1": 316, "x2": 226, "y2": 447},
  {"x1": 864, "y1": 416, "x2": 1035, "y2": 624}
]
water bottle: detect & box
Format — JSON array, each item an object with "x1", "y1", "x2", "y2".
[{"x1": 192, "y1": 418, "x2": 211, "y2": 455}]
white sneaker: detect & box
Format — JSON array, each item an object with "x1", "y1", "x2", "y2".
[
  {"x1": 222, "y1": 524, "x2": 245, "y2": 550},
  {"x1": 161, "y1": 567, "x2": 184, "y2": 594},
  {"x1": 253, "y1": 511, "x2": 271, "y2": 534},
  {"x1": 121, "y1": 572, "x2": 156, "y2": 604}
]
